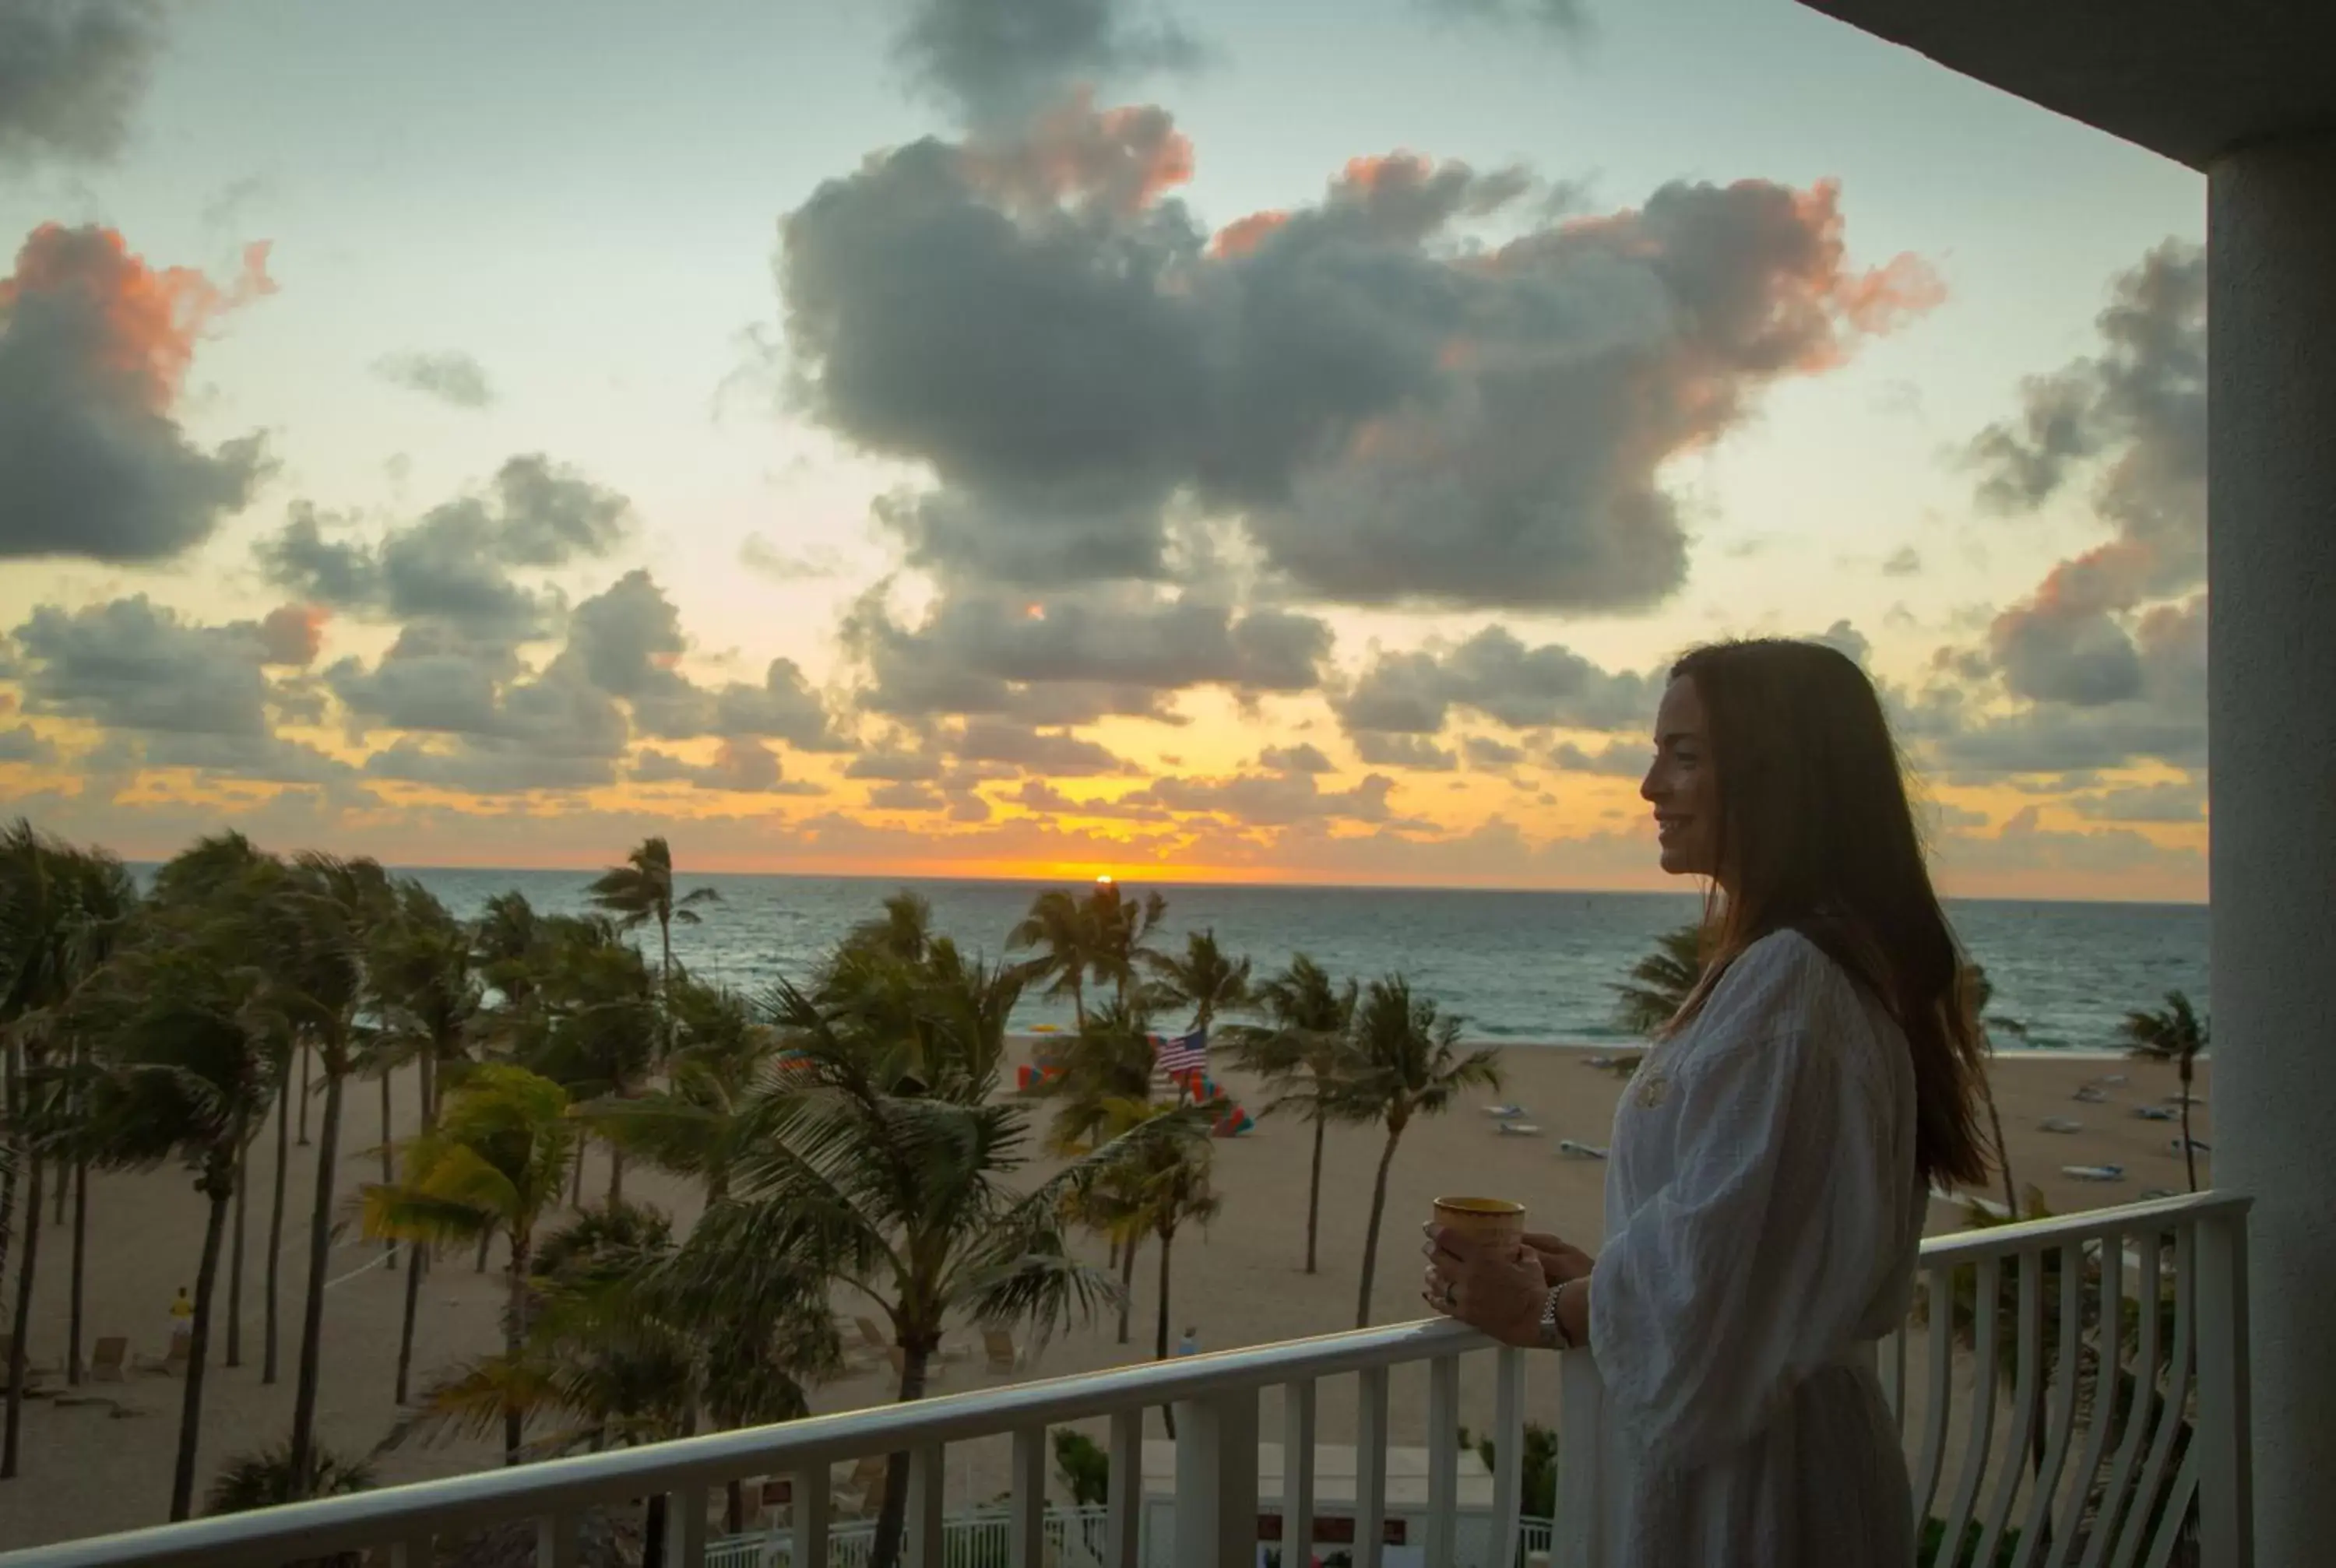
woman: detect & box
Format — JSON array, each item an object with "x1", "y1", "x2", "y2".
[{"x1": 1424, "y1": 638, "x2": 1991, "y2": 1566}]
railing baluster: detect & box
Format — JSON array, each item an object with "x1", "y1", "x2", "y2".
[
  {"x1": 2011, "y1": 1239, "x2": 2089, "y2": 1568},
  {"x1": 906, "y1": 1443, "x2": 945, "y2": 1568},
  {"x1": 1106, "y1": 1408, "x2": 1143, "y2": 1568},
  {"x1": 793, "y1": 1465, "x2": 832, "y2": 1568},
  {"x1": 1978, "y1": 1244, "x2": 2046, "y2": 1566},
  {"x1": 1171, "y1": 1387, "x2": 1259, "y2": 1568},
  {"x1": 389, "y1": 1533, "x2": 434, "y2": 1568},
  {"x1": 1283, "y1": 1380, "x2": 1317, "y2": 1568},
  {"x1": 2084, "y1": 1232, "x2": 2163, "y2": 1568},
  {"x1": 1941, "y1": 1255, "x2": 2004, "y2": 1556},
  {"x1": 2139, "y1": 1445, "x2": 2203, "y2": 1568},
  {"x1": 2116, "y1": 1224, "x2": 2197, "y2": 1568},
  {"x1": 535, "y1": 1511, "x2": 579, "y2": 1568},
  {"x1": 2192, "y1": 1208, "x2": 2253, "y2": 1568},
  {"x1": 1425, "y1": 1353, "x2": 1460, "y2": 1566},
  {"x1": 1356, "y1": 1365, "x2": 1390, "y2": 1568},
  {"x1": 664, "y1": 1483, "x2": 709, "y2": 1568},
  {"x1": 1009, "y1": 1427, "x2": 1046, "y2": 1568},
  {"x1": 2053, "y1": 1233, "x2": 2128, "y2": 1567},
  {"x1": 1490, "y1": 1347, "x2": 1525, "y2": 1568},
  {"x1": 1912, "y1": 1263, "x2": 1956, "y2": 1526}
]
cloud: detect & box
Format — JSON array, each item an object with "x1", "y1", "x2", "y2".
[
  {"x1": 738, "y1": 534, "x2": 846, "y2": 580},
  {"x1": 1463, "y1": 736, "x2": 1526, "y2": 768},
  {"x1": 258, "y1": 603, "x2": 328, "y2": 667},
  {"x1": 1256, "y1": 742, "x2": 1335, "y2": 775},
  {"x1": 1353, "y1": 732, "x2": 1458, "y2": 772},
  {"x1": 0, "y1": 1, "x2": 163, "y2": 167},
  {"x1": 375, "y1": 350, "x2": 494, "y2": 409},
  {"x1": 781, "y1": 110, "x2": 1933, "y2": 614},
  {"x1": 2067, "y1": 778, "x2": 2204, "y2": 824},
  {"x1": 1415, "y1": 0, "x2": 1587, "y2": 39},
  {"x1": 949, "y1": 717, "x2": 1127, "y2": 775},
  {"x1": 631, "y1": 739, "x2": 816, "y2": 795},
  {"x1": 1338, "y1": 627, "x2": 1653, "y2": 737},
  {"x1": 891, "y1": 0, "x2": 1205, "y2": 126},
  {"x1": 259, "y1": 455, "x2": 634, "y2": 649},
  {"x1": 846, "y1": 750, "x2": 945, "y2": 782},
  {"x1": 1881, "y1": 546, "x2": 1921, "y2": 578},
  {"x1": 1549, "y1": 740, "x2": 1645, "y2": 778},
  {"x1": 0, "y1": 725, "x2": 57, "y2": 765},
  {"x1": 868, "y1": 779, "x2": 946, "y2": 812},
  {"x1": 0, "y1": 224, "x2": 273, "y2": 562},
  {"x1": 13, "y1": 596, "x2": 275, "y2": 737},
  {"x1": 1138, "y1": 768, "x2": 1414, "y2": 828}
]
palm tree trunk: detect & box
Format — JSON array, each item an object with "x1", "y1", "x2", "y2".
[
  {"x1": 1355, "y1": 1127, "x2": 1403, "y2": 1329},
  {"x1": 0, "y1": 1037, "x2": 20, "y2": 1327},
  {"x1": 608, "y1": 1143, "x2": 624, "y2": 1208},
  {"x1": 51, "y1": 1161, "x2": 65, "y2": 1227},
  {"x1": 287, "y1": 1059, "x2": 346, "y2": 1496},
  {"x1": 395, "y1": 1239, "x2": 424, "y2": 1405},
  {"x1": 1156, "y1": 1227, "x2": 1178, "y2": 1440},
  {"x1": 170, "y1": 1180, "x2": 233, "y2": 1521},
  {"x1": 297, "y1": 1042, "x2": 311, "y2": 1145},
  {"x1": 1305, "y1": 1115, "x2": 1327, "y2": 1274},
  {"x1": 570, "y1": 1141, "x2": 586, "y2": 1211},
  {"x1": 378, "y1": 1074, "x2": 396, "y2": 1267},
  {"x1": 1071, "y1": 973, "x2": 1086, "y2": 1032},
  {"x1": 225, "y1": 1137, "x2": 248, "y2": 1368},
  {"x1": 871, "y1": 1345, "x2": 932, "y2": 1568},
  {"x1": 2179, "y1": 1058, "x2": 2198, "y2": 1193},
  {"x1": 2, "y1": 1153, "x2": 43, "y2": 1479},
  {"x1": 502, "y1": 1241, "x2": 529, "y2": 1465},
  {"x1": 1116, "y1": 1232, "x2": 1138, "y2": 1345},
  {"x1": 264, "y1": 1074, "x2": 290, "y2": 1384},
  {"x1": 477, "y1": 1229, "x2": 493, "y2": 1273},
  {"x1": 659, "y1": 912, "x2": 675, "y2": 1063},
  {"x1": 68, "y1": 1155, "x2": 90, "y2": 1383}
]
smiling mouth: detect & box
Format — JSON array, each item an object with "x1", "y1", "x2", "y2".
[{"x1": 1655, "y1": 815, "x2": 1690, "y2": 836}]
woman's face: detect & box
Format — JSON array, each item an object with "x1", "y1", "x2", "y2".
[{"x1": 1641, "y1": 676, "x2": 1720, "y2": 877}]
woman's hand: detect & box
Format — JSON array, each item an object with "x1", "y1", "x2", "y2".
[
  {"x1": 1522, "y1": 1230, "x2": 1596, "y2": 1287},
  {"x1": 1420, "y1": 1224, "x2": 1550, "y2": 1348}
]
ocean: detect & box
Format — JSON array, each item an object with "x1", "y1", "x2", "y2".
[{"x1": 404, "y1": 870, "x2": 2209, "y2": 1053}]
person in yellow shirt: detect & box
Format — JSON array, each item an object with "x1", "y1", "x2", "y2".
[{"x1": 167, "y1": 1286, "x2": 193, "y2": 1354}]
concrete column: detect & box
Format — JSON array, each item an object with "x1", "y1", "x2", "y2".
[{"x1": 2207, "y1": 129, "x2": 2336, "y2": 1561}]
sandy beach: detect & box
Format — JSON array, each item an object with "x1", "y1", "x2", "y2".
[{"x1": 0, "y1": 1045, "x2": 2211, "y2": 1552}]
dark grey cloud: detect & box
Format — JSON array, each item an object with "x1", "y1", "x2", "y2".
[
  {"x1": 13, "y1": 596, "x2": 273, "y2": 737},
  {"x1": 1353, "y1": 732, "x2": 1458, "y2": 772},
  {"x1": 256, "y1": 603, "x2": 327, "y2": 668},
  {"x1": 1134, "y1": 769, "x2": 1408, "y2": 828},
  {"x1": 0, "y1": 724, "x2": 57, "y2": 765},
  {"x1": 1881, "y1": 547, "x2": 1921, "y2": 578},
  {"x1": 845, "y1": 750, "x2": 945, "y2": 783},
  {"x1": 782, "y1": 118, "x2": 1935, "y2": 613},
  {"x1": 0, "y1": 224, "x2": 271, "y2": 562},
  {"x1": 326, "y1": 624, "x2": 509, "y2": 737},
  {"x1": 2068, "y1": 778, "x2": 2204, "y2": 824},
  {"x1": 0, "y1": 1, "x2": 163, "y2": 167},
  {"x1": 868, "y1": 779, "x2": 946, "y2": 812},
  {"x1": 1462, "y1": 736, "x2": 1525, "y2": 768},
  {"x1": 892, "y1": 0, "x2": 1205, "y2": 126},
  {"x1": 1549, "y1": 740, "x2": 1645, "y2": 778},
  {"x1": 258, "y1": 455, "x2": 633, "y2": 649},
  {"x1": 375, "y1": 350, "x2": 494, "y2": 410},
  {"x1": 631, "y1": 739, "x2": 816, "y2": 795},
  {"x1": 1338, "y1": 628, "x2": 1654, "y2": 738},
  {"x1": 738, "y1": 534, "x2": 846, "y2": 581},
  {"x1": 1416, "y1": 0, "x2": 1587, "y2": 37},
  {"x1": 1256, "y1": 742, "x2": 1335, "y2": 775},
  {"x1": 1009, "y1": 779, "x2": 1173, "y2": 821},
  {"x1": 950, "y1": 717, "x2": 1126, "y2": 775}
]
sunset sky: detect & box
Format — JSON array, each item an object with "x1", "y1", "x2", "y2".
[{"x1": 0, "y1": 0, "x2": 2208, "y2": 899}]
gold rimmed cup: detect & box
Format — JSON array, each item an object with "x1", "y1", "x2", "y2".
[{"x1": 1432, "y1": 1194, "x2": 1526, "y2": 1244}]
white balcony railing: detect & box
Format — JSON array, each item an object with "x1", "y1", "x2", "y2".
[{"x1": 0, "y1": 1191, "x2": 2251, "y2": 1568}]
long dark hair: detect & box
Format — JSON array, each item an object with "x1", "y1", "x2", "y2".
[{"x1": 1669, "y1": 638, "x2": 1990, "y2": 1191}]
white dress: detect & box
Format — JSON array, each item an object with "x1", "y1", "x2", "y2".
[{"x1": 1560, "y1": 930, "x2": 1926, "y2": 1567}]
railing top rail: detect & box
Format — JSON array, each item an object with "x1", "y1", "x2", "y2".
[
  {"x1": 0, "y1": 1319, "x2": 1495, "y2": 1568},
  {"x1": 1916, "y1": 1189, "x2": 2250, "y2": 1264}
]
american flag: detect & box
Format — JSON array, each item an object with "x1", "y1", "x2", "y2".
[{"x1": 1152, "y1": 1027, "x2": 1208, "y2": 1077}]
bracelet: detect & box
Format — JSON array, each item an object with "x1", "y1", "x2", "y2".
[{"x1": 1553, "y1": 1278, "x2": 1582, "y2": 1351}]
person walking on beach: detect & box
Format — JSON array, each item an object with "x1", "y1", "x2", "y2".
[
  {"x1": 1424, "y1": 638, "x2": 1990, "y2": 1566},
  {"x1": 1176, "y1": 1327, "x2": 1200, "y2": 1357},
  {"x1": 167, "y1": 1286, "x2": 193, "y2": 1354}
]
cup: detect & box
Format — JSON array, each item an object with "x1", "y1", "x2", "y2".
[{"x1": 1432, "y1": 1195, "x2": 1526, "y2": 1247}]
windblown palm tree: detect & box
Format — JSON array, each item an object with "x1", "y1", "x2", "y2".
[
  {"x1": 1224, "y1": 955, "x2": 1360, "y2": 1276},
  {"x1": 1085, "y1": 883, "x2": 1168, "y2": 1013},
  {"x1": 73, "y1": 928, "x2": 277, "y2": 1518},
  {"x1": 0, "y1": 822, "x2": 137, "y2": 1478},
  {"x1": 1142, "y1": 928, "x2": 1251, "y2": 1034},
  {"x1": 578, "y1": 977, "x2": 779, "y2": 1208},
  {"x1": 2123, "y1": 990, "x2": 2209, "y2": 1193},
  {"x1": 585, "y1": 836, "x2": 721, "y2": 1064},
  {"x1": 1008, "y1": 888, "x2": 1099, "y2": 1029},
  {"x1": 523, "y1": 915, "x2": 659, "y2": 1207},
  {"x1": 666, "y1": 923, "x2": 1124, "y2": 1568},
  {"x1": 1335, "y1": 976, "x2": 1502, "y2": 1327},
  {"x1": 1609, "y1": 922, "x2": 1705, "y2": 1039},
  {"x1": 362, "y1": 1064, "x2": 579, "y2": 1463},
  {"x1": 1108, "y1": 1099, "x2": 1219, "y2": 1372}
]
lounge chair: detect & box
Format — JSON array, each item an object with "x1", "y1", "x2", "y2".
[
  {"x1": 1557, "y1": 1139, "x2": 1607, "y2": 1160},
  {"x1": 1483, "y1": 1105, "x2": 1530, "y2": 1118},
  {"x1": 2135, "y1": 1106, "x2": 2177, "y2": 1122},
  {"x1": 133, "y1": 1338, "x2": 189, "y2": 1377},
  {"x1": 2168, "y1": 1136, "x2": 2212, "y2": 1155},
  {"x1": 983, "y1": 1329, "x2": 1026, "y2": 1375},
  {"x1": 832, "y1": 1455, "x2": 891, "y2": 1517},
  {"x1": 89, "y1": 1337, "x2": 128, "y2": 1383},
  {"x1": 887, "y1": 1346, "x2": 945, "y2": 1383},
  {"x1": 2063, "y1": 1164, "x2": 2126, "y2": 1182},
  {"x1": 2073, "y1": 1086, "x2": 2108, "y2": 1104},
  {"x1": 853, "y1": 1317, "x2": 890, "y2": 1360},
  {"x1": 2040, "y1": 1117, "x2": 2083, "y2": 1134},
  {"x1": 1495, "y1": 1121, "x2": 1543, "y2": 1137}
]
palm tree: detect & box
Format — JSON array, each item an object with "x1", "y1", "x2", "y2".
[
  {"x1": 205, "y1": 1436, "x2": 375, "y2": 1514},
  {"x1": 578, "y1": 978, "x2": 779, "y2": 1208},
  {"x1": 73, "y1": 927, "x2": 276, "y2": 1519},
  {"x1": 667, "y1": 925, "x2": 1123, "y2": 1568},
  {"x1": 1335, "y1": 976, "x2": 1502, "y2": 1327},
  {"x1": 585, "y1": 836, "x2": 721, "y2": 1065},
  {"x1": 0, "y1": 824, "x2": 136, "y2": 1477},
  {"x1": 522, "y1": 915, "x2": 658, "y2": 1208},
  {"x1": 1085, "y1": 882, "x2": 1168, "y2": 1013},
  {"x1": 2123, "y1": 990, "x2": 2209, "y2": 1193},
  {"x1": 1008, "y1": 888, "x2": 1099, "y2": 1029},
  {"x1": 1961, "y1": 963, "x2": 2026, "y2": 1215},
  {"x1": 1224, "y1": 955, "x2": 1361, "y2": 1276},
  {"x1": 362, "y1": 1064, "x2": 579, "y2": 1462},
  {"x1": 1142, "y1": 928, "x2": 1251, "y2": 1034},
  {"x1": 1026, "y1": 1000, "x2": 1160, "y2": 1345},
  {"x1": 263, "y1": 851, "x2": 393, "y2": 1496},
  {"x1": 1609, "y1": 922, "x2": 1704, "y2": 1038},
  {"x1": 1110, "y1": 1101, "x2": 1219, "y2": 1369}
]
